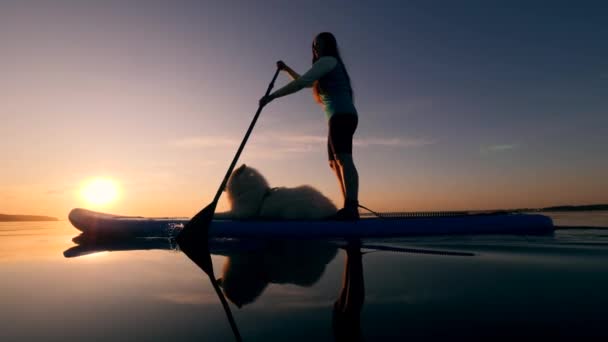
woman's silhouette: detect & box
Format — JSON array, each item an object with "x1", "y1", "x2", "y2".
[{"x1": 260, "y1": 32, "x2": 360, "y2": 220}]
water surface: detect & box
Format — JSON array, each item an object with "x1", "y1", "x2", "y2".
[{"x1": 1, "y1": 212, "x2": 608, "y2": 340}]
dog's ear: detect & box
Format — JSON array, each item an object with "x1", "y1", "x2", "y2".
[{"x1": 234, "y1": 164, "x2": 246, "y2": 175}]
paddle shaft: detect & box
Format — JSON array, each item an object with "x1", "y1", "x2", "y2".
[
  {"x1": 182, "y1": 67, "x2": 281, "y2": 231},
  {"x1": 209, "y1": 67, "x2": 281, "y2": 207}
]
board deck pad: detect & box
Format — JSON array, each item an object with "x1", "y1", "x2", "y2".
[{"x1": 68, "y1": 208, "x2": 554, "y2": 239}]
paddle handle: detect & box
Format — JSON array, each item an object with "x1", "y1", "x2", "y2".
[{"x1": 211, "y1": 67, "x2": 281, "y2": 205}]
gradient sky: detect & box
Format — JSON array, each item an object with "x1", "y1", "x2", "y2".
[{"x1": 1, "y1": 0, "x2": 607, "y2": 217}]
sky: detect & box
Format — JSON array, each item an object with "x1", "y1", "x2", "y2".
[{"x1": 1, "y1": 0, "x2": 607, "y2": 218}]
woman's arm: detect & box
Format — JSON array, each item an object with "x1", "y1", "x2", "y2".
[
  {"x1": 270, "y1": 56, "x2": 337, "y2": 99},
  {"x1": 282, "y1": 64, "x2": 301, "y2": 80}
]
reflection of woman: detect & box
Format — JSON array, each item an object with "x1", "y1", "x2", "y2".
[
  {"x1": 333, "y1": 242, "x2": 365, "y2": 341},
  {"x1": 260, "y1": 32, "x2": 360, "y2": 220}
]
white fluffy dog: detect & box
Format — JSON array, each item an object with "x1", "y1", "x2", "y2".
[{"x1": 215, "y1": 164, "x2": 337, "y2": 220}]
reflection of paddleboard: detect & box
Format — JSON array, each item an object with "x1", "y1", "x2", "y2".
[
  {"x1": 68, "y1": 208, "x2": 553, "y2": 239},
  {"x1": 63, "y1": 235, "x2": 266, "y2": 258},
  {"x1": 64, "y1": 234, "x2": 477, "y2": 259}
]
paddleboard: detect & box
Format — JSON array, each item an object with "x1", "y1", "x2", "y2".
[{"x1": 68, "y1": 208, "x2": 553, "y2": 239}]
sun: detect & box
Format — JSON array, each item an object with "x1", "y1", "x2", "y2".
[{"x1": 81, "y1": 178, "x2": 120, "y2": 206}]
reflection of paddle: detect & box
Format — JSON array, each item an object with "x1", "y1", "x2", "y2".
[
  {"x1": 176, "y1": 67, "x2": 280, "y2": 342},
  {"x1": 357, "y1": 244, "x2": 475, "y2": 257},
  {"x1": 179, "y1": 239, "x2": 243, "y2": 341}
]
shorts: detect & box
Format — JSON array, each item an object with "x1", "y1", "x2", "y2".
[{"x1": 327, "y1": 114, "x2": 358, "y2": 161}]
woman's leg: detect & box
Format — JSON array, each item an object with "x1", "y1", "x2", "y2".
[
  {"x1": 328, "y1": 138, "x2": 347, "y2": 202},
  {"x1": 335, "y1": 153, "x2": 359, "y2": 204},
  {"x1": 328, "y1": 114, "x2": 359, "y2": 219},
  {"x1": 330, "y1": 159, "x2": 347, "y2": 200}
]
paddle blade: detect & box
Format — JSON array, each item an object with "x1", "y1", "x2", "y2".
[
  {"x1": 176, "y1": 202, "x2": 216, "y2": 274},
  {"x1": 178, "y1": 234, "x2": 215, "y2": 277},
  {"x1": 179, "y1": 202, "x2": 216, "y2": 237}
]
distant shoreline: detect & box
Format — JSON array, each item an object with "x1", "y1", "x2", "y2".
[
  {"x1": 0, "y1": 214, "x2": 58, "y2": 222},
  {"x1": 518, "y1": 204, "x2": 608, "y2": 213}
]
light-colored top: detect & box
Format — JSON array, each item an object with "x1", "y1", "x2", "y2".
[{"x1": 271, "y1": 56, "x2": 357, "y2": 120}]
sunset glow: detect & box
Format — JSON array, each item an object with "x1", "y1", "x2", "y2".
[
  {"x1": 81, "y1": 179, "x2": 120, "y2": 207},
  {"x1": 0, "y1": 2, "x2": 606, "y2": 219}
]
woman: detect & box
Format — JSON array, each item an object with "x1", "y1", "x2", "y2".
[{"x1": 259, "y1": 32, "x2": 360, "y2": 220}]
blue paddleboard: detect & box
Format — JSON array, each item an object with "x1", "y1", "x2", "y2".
[{"x1": 68, "y1": 208, "x2": 554, "y2": 239}]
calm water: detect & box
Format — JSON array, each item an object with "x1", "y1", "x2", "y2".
[{"x1": 1, "y1": 212, "x2": 608, "y2": 341}]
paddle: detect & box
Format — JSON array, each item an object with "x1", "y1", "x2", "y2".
[
  {"x1": 176, "y1": 66, "x2": 280, "y2": 266},
  {"x1": 176, "y1": 67, "x2": 280, "y2": 342}
]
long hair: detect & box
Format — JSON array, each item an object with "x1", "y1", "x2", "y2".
[{"x1": 312, "y1": 32, "x2": 354, "y2": 104}]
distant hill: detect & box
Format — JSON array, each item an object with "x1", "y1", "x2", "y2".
[
  {"x1": 539, "y1": 204, "x2": 608, "y2": 212},
  {"x1": 508, "y1": 204, "x2": 608, "y2": 212},
  {"x1": 0, "y1": 214, "x2": 58, "y2": 222}
]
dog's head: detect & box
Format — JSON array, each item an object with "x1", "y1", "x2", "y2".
[{"x1": 225, "y1": 164, "x2": 270, "y2": 197}]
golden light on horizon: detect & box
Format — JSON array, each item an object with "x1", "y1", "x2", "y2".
[{"x1": 81, "y1": 178, "x2": 120, "y2": 207}]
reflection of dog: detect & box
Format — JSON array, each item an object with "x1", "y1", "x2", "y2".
[
  {"x1": 216, "y1": 164, "x2": 337, "y2": 220},
  {"x1": 219, "y1": 240, "x2": 338, "y2": 307}
]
